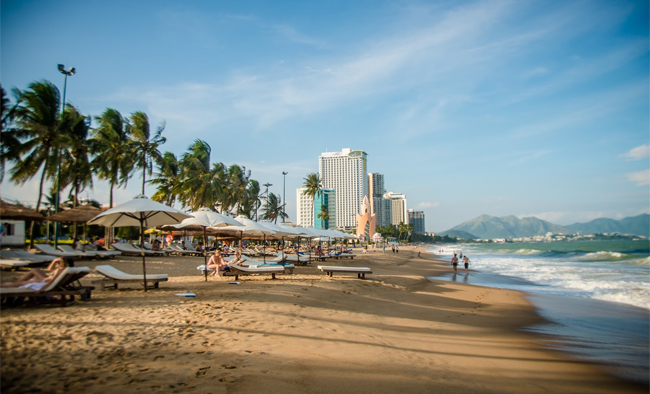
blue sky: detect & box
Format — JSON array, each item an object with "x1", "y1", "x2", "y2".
[{"x1": 2, "y1": 0, "x2": 648, "y2": 232}]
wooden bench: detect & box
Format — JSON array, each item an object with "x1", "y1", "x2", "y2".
[{"x1": 318, "y1": 266, "x2": 372, "y2": 279}]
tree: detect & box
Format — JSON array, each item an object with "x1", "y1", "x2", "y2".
[
  {"x1": 262, "y1": 193, "x2": 288, "y2": 224},
  {"x1": 149, "y1": 151, "x2": 180, "y2": 206},
  {"x1": 302, "y1": 172, "x2": 321, "y2": 224},
  {"x1": 0, "y1": 84, "x2": 23, "y2": 182},
  {"x1": 176, "y1": 139, "x2": 224, "y2": 211},
  {"x1": 6, "y1": 81, "x2": 64, "y2": 246},
  {"x1": 240, "y1": 179, "x2": 260, "y2": 220},
  {"x1": 58, "y1": 107, "x2": 94, "y2": 208},
  {"x1": 128, "y1": 111, "x2": 166, "y2": 195},
  {"x1": 317, "y1": 204, "x2": 329, "y2": 229},
  {"x1": 91, "y1": 108, "x2": 133, "y2": 209}
]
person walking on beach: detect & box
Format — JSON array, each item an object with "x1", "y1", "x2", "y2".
[
  {"x1": 451, "y1": 254, "x2": 459, "y2": 273},
  {"x1": 463, "y1": 255, "x2": 470, "y2": 273}
]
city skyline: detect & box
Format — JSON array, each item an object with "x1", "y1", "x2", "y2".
[{"x1": 1, "y1": 0, "x2": 648, "y2": 232}]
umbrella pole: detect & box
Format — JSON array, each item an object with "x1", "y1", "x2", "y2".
[
  {"x1": 141, "y1": 221, "x2": 147, "y2": 292},
  {"x1": 204, "y1": 227, "x2": 208, "y2": 282}
]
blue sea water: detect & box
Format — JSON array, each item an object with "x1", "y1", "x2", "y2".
[{"x1": 428, "y1": 240, "x2": 650, "y2": 384}]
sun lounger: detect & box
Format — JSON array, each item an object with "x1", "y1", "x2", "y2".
[
  {"x1": 0, "y1": 250, "x2": 55, "y2": 264},
  {"x1": 318, "y1": 265, "x2": 372, "y2": 279},
  {"x1": 0, "y1": 267, "x2": 93, "y2": 307},
  {"x1": 331, "y1": 252, "x2": 357, "y2": 260},
  {"x1": 84, "y1": 244, "x2": 122, "y2": 257},
  {"x1": 33, "y1": 244, "x2": 79, "y2": 258},
  {"x1": 58, "y1": 245, "x2": 99, "y2": 259},
  {"x1": 241, "y1": 254, "x2": 294, "y2": 274},
  {"x1": 111, "y1": 243, "x2": 165, "y2": 256},
  {"x1": 0, "y1": 259, "x2": 31, "y2": 270},
  {"x1": 170, "y1": 244, "x2": 203, "y2": 256},
  {"x1": 284, "y1": 254, "x2": 310, "y2": 266},
  {"x1": 229, "y1": 262, "x2": 285, "y2": 281},
  {"x1": 93, "y1": 264, "x2": 169, "y2": 290}
]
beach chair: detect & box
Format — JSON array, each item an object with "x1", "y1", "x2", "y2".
[
  {"x1": 33, "y1": 244, "x2": 79, "y2": 258},
  {"x1": 331, "y1": 252, "x2": 357, "y2": 260},
  {"x1": 284, "y1": 253, "x2": 309, "y2": 266},
  {"x1": 93, "y1": 265, "x2": 169, "y2": 290},
  {"x1": 0, "y1": 259, "x2": 31, "y2": 270},
  {"x1": 318, "y1": 265, "x2": 372, "y2": 279},
  {"x1": 0, "y1": 250, "x2": 55, "y2": 264},
  {"x1": 240, "y1": 254, "x2": 294, "y2": 274},
  {"x1": 229, "y1": 262, "x2": 285, "y2": 281},
  {"x1": 58, "y1": 245, "x2": 99, "y2": 259},
  {"x1": 0, "y1": 267, "x2": 93, "y2": 307},
  {"x1": 75, "y1": 244, "x2": 119, "y2": 259},
  {"x1": 111, "y1": 243, "x2": 165, "y2": 256},
  {"x1": 170, "y1": 244, "x2": 203, "y2": 256}
]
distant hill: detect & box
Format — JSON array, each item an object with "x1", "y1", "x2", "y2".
[
  {"x1": 566, "y1": 214, "x2": 649, "y2": 237},
  {"x1": 437, "y1": 230, "x2": 478, "y2": 240},
  {"x1": 445, "y1": 214, "x2": 572, "y2": 239}
]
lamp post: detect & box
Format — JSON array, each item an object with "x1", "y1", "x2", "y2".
[
  {"x1": 282, "y1": 171, "x2": 288, "y2": 223},
  {"x1": 54, "y1": 64, "x2": 76, "y2": 249}
]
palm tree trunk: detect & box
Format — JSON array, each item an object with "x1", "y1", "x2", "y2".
[
  {"x1": 141, "y1": 152, "x2": 146, "y2": 195},
  {"x1": 29, "y1": 163, "x2": 48, "y2": 248}
]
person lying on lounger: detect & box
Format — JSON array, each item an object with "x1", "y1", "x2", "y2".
[
  {"x1": 0, "y1": 258, "x2": 69, "y2": 290},
  {"x1": 206, "y1": 250, "x2": 231, "y2": 277}
]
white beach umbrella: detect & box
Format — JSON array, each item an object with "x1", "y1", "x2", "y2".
[
  {"x1": 87, "y1": 195, "x2": 192, "y2": 292},
  {"x1": 222, "y1": 216, "x2": 277, "y2": 262},
  {"x1": 171, "y1": 208, "x2": 243, "y2": 282}
]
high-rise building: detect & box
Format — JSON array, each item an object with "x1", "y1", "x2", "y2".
[
  {"x1": 383, "y1": 192, "x2": 408, "y2": 226},
  {"x1": 314, "y1": 189, "x2": 337, "y2": 229},
  {"x1": 368, "y1": 173, "x2": 387, "y2": 227},
  {"x1": 407, "y1": 209, "x2": 425, "y2": 234},
  {"x1": 319, "y1": 148, "x2": 368, "y2": 230},
  {"x1": 296, "y1": 187, "x2": 314, "y2": 227}
]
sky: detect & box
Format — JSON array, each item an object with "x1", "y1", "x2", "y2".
[{"x1": 1, "y1": 0, "x2": 648, "y2": 232}]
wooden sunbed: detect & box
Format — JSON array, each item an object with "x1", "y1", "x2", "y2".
[
  {"x1": 33, "y1": 244, "x2": 79, "y2": 258},
  {"x1": 111, "y1": 243, "x2": 165, "y2": 256},
  {"x1": 93, "y1": 264, "x2": 169, "y2": 290},
  {"x1": 331, "y1": 253, "x2": 357, "y2": 260},
  {"x1": 0, "y1": 267, "x2": 94, "y2": 307},
  {"x1": 318, "y1": 265, "x2": 372, "y2": 279}
]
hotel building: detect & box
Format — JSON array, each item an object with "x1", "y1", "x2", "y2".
[
  {"x1": 314, "y1": 189, "x2": 337, "y2": 230},
  {"x1": 383, "y1": 192, "x2": 408, "y2": 226},
  {"x1": 296, "y1": 187, "x2": 314, "y2": 227},
  {"x1": 319, "y1": 148, "x2": 368, "y2": 230},
  {"x1": 407, "y1": 209, "x2": 425, "y2": 234},
  {"x1": 368, "y1": 173, "x2": 387, "y2": 228}
]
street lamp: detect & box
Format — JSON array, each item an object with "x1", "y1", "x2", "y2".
[
  {"x1": 54, "y1": 64, "x2": 76, "y2": 248},
  {"x1": 282, "y1": 171, "x2": 288, "y2": 223}
]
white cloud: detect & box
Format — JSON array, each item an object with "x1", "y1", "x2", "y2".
[
  {"x1": 625, "y1": 169, "x2": 650, "y2": 186},
  {"x1": 622, "y1": 144, "x2": 650, "y2": 161}
]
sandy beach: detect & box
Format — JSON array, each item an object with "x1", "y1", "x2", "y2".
[{"x1": 1, "y1": 247, "x2": 646, "y2": 394}]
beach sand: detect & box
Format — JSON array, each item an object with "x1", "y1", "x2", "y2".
[{"x1": 1, "y1": 247, "x2": 646, "y2": 393}]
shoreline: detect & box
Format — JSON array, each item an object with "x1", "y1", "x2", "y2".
[{"x1": 1, "y1": 246, "x2": 647, "y2": 393}]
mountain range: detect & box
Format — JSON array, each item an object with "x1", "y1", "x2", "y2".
[{"x1": 440, "y1": 214, "x2": 649, "y2": 239}]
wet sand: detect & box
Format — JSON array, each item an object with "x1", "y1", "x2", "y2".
[{"x1": 1, "y1": 247, "x2": 646, "y2": 393}]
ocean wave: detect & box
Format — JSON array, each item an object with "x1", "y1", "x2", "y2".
[
  {"x1": 513, "y1": 249, "x2": 544, "y2": 255},
  {"x1": 579, "y1": 251, "x2": 627, "y2": 261}
]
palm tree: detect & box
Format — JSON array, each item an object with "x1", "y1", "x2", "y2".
[
  {"x1": 58, "y1": 107, "x2": 93, "y2": 207},
  {"x1": 91, "y1": 108, "x2": 133, "y2": 209},
  {"x1": 317, "y1": 204, "x2": 329, "y2": 229},
  {"x1": 6, "y1": 81, "x2": 63, "y2": 245},
  {"x1": 240, "y1": 179, "x2": 260, "y2": 219},
  {"x1": 149, "y1": 151, "x2": 180, "y2": 206},
  {"x1": 302, "y1": 172, "x2": 321, "y2": 224},
  {"x1": 223, "y1": 164, "x2": 251, "y2": 216},
  {"x1": 128, "y1": 111, "x2": 166, "y2": 195},
  {"x1": 262, "y1": 193, "x2": 288, "y2": 224},
  {"x1": 1, "y1": 85, "x2": 22, "y2": 182},
  {"x1": 176, "y1": 139, "x2": 224, "y2": 211}
]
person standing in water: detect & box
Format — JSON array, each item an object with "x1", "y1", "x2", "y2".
[
  {"x1": 451, "y1": 254, "x2": 459, "y2": 273},
  {"x1": 463, "y1": 255, "x2": 470, "y2": 273}
]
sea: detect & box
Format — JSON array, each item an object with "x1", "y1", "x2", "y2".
[{"x1": 427, "y1": 240, "x2": 650, "y2": 384}]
